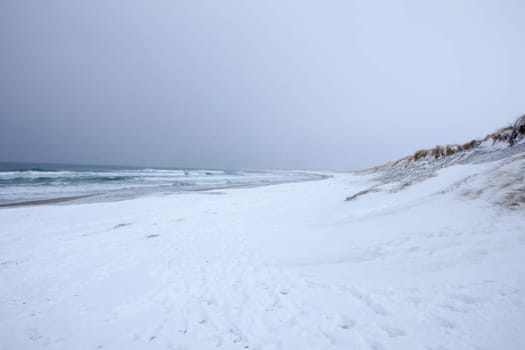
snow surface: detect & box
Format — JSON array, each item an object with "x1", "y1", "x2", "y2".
[{"x1": 1, "y1": 156, "x2": 524, "y2": 350}]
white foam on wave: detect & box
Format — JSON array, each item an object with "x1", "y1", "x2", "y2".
[{"x1": 0, "y1": 168, "x2": 325, "y2": 205}]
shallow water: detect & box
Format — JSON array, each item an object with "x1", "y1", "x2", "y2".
[{"x1": 0, "y1": 162, "x2": 324, "y2": 205}]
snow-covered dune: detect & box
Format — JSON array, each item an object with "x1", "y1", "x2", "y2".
[{"x1": 1, "y1": 123, "x2": 524, "y2": 349}]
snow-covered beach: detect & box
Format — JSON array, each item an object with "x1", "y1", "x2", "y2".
[
  {"x1": 1, "y1": 151, "x2": 524, "y2": 349},
  {"x1": 3, "y1": 1, "x2": 525, "y2": 348}
]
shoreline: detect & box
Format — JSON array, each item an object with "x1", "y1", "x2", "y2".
[
  {"x1": 0, "y1": 194, "x2": 100, "y2": 208},
  {"x1": 0, "y1": 173, "x2": 332, "y2": 209}
]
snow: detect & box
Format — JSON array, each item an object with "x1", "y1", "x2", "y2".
[{"x1": 1, "y1": 156, "x2": 524, "y2": 350}]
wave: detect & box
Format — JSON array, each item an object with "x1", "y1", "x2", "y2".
[
  {"x1": 13, "y1": 167, "x2": 57, "y2": 172},
  {"x1": 0, "y1": 165, "x2": 327, "y2": 205},
  {"x1": 0, "y1": 175, "x2": 134, "y2": 186}
]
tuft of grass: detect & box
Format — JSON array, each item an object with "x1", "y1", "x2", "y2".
[
  {"x1": 484, "y1": 126, "x2": 513, "y2": 144},
  {"x1": 432, "y1": 145, "x2": 445, "y2": 159},
  {"x1": 462, "y1": 140, "x2": 479, "y2": 150},
  {"x1": 345, "y1": 187, "x2": 380, "y2": 201},
  {"x1": 413, "y1": 149, "x2": 428, "y2": 161},
  {"x1": 510, "y1": 114, "x2": 525, "y2": 146},
  {"x1": 445, "y1": 144, "x2": 459, "y2": 156}
]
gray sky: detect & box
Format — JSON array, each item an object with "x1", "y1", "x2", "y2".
[{"x1": 1, "y1": 0, "x2": 524, "y2": 170}]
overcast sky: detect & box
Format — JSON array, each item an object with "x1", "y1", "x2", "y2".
[{"x1": 1, "y1": 1, "x2": 524, "y2": 170}]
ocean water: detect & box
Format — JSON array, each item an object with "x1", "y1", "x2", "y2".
[{"x1": 0, "y1": 162, "x2": 324, "y2": 205}]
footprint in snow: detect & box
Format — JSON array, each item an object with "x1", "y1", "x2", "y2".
[
  {"x1": 379, "y1": 324, "x2": 406, "y2": 337},
  {"x1": 337, "y1": 314, "x2": 356, "y2": 330},
  {"x1": 432, "y1": 315, "x2": 456, "y2": 330},
  {"x1": 364, "y1": 338, "x2": 386, "y2": 350},
  {"x1": 347, "y1": 289, "x2": 389, "y2": 316},
  {"x1": 448, "y1": 293, "x2": 479, "y2": 305},
  {"x1": 113, "y1": 223, "x2": 132, "y2": 229}
]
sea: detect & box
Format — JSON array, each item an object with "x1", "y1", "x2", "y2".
[{"x1": 0, "y1": 162, "x2": 325, "y2": 206}]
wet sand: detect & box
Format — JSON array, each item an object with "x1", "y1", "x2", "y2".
[{"x1": 0, "y1": 194, "x2": 99, "y2": 208}]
